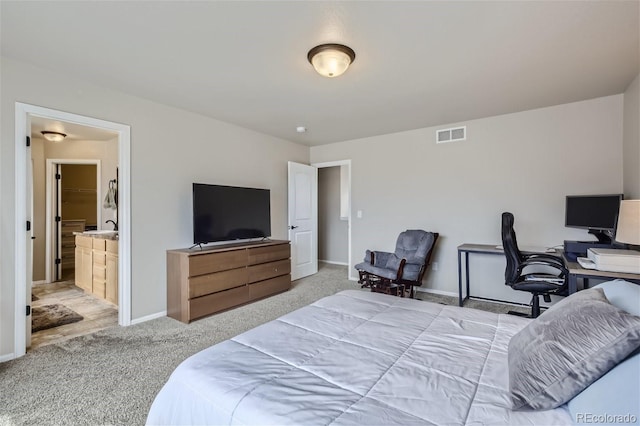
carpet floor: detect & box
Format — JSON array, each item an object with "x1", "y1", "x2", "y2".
[{"x1": 0, "y1": 264, "x2": 527, "y2": 426}]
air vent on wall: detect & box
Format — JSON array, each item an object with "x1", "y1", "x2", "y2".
[{"x1": 436, "y1": 126, "x2": 466, "y2": 143}]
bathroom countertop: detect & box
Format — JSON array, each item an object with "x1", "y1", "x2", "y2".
[{"x1": 73, "y1": 231, "x2": 119, "y2": 241}]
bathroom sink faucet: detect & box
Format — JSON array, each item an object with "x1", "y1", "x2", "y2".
[{"x1": 106, "y1": 220, "x2": 118, "y2": 231}]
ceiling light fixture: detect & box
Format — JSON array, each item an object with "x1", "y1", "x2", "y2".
[
  {"x1": 307, "y1": 43, "x2": 356, "y2": 78},
  {"x1": 41, "y1": 131, "x2": 67, "y2": 142}
]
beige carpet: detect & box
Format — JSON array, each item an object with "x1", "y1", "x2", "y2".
[{"x1": 0, "y1": 264, "x2": 525, "y2": 426}]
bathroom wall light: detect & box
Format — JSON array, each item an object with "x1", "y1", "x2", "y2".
[
  {"x1": 307, "y1": 44, "x2": 356, "y2": 78},
  {"x1": 41, "y1": 131, "x2": 67, "y2": 142}
]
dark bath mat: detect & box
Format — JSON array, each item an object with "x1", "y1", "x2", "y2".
[{"x1": 32, "y1": 304, "x2": 84, "y2": 332}]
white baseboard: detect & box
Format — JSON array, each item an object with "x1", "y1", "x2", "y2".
[
  {"x1": 319, "y1": 260, "x2": 348, "y2": 266},
  {"x1": 0, "y1": 353, "x2": 16, "y2": 363},
  {"x1": 32, "y1": 280, "x2": 46, "y2": 285},
  {"x1": 416, "y1": 287, "x2": 458, "y2": 298},
  {"x1": 130, "y1": 310, "x2": 166, "y2": 325}
]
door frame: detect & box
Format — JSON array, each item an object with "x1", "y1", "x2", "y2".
[
  {"x1": 45, "y1": 159, "x2": 102, "y2": 283},
  {"x1": 311, "y1": 160, "x2": 353, "y2": 280},
  {"x1": 14, "y1": 102, "x2": 132, "y2": 359}
]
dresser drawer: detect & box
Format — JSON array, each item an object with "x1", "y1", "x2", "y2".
[
  {"x1": 188, "y1": 268, "x2": 248, "y2": 298},
  {"x1": 248, "y1": 244, "x2": 290, "y2": 265},
  {"x1": 189, "y1": 250, "x2": 248, "y2": 276},
  {"x1": 249, "y1": 275, "x2": 290, "y2": 301},
  {"x1": 247, "y1": 259, "x2": 290, "y2": 283},
  {"x1": 189, "y1": 286, "x2": 249, "y2": 321}
]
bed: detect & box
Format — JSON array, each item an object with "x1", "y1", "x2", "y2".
[{"x1": 147, "y1": 280, "x2": 640, "y2": 425}]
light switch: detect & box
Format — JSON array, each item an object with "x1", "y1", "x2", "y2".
[{"x1": 357, "y1": 210, "x2": 363, "y2": 218}]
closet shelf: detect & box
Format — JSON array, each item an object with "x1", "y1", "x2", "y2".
[{"x1": 63, "y1": 188, "x2": 96, "y2": 193}]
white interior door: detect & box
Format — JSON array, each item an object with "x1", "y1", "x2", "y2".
[{"x1": 288, "y1": 161, "x2": 318, "y2": 280}]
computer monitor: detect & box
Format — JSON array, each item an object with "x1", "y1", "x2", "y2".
[{"x1": 565, "y1": 194, "x2": 623, "y2": 243}]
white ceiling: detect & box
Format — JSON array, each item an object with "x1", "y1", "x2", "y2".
[
  {"x1": 30, "y1": 116, "x2": 118, "y2": 142},
  {"x1": 2, "y1": 1, "x2": 638, "y2": 146}
]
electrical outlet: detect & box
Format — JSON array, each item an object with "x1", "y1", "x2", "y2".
[
  {"x1": 432, "y1": 262, "x2": 438, "y2": 271},
  {"x1": 356, "y1": 210, "x2": 363, "y2": 218}
]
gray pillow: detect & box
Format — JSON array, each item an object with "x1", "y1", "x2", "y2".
[{"x1": 508, "y1": 287, "x2": 640, "y2": 411}]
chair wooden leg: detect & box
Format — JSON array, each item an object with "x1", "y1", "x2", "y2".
[{"x1": 358, "y1": 271, "x2": 371, "y2": 288}]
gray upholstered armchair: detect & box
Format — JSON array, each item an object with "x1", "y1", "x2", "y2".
[{"x1": 355, "y1": 230, "x2": 438, "y2": 298}]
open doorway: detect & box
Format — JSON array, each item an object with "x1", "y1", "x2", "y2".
[
  {"x1": 30, "y1": 121, "x2": 118, "y2": 350},
  {"x1": 14, "y1": 103, "x2": 131, "y2": 359},
  {"x1": 287, "y1": 160, "x2": 352, "y2": 282},
  {"x1": 313, "y1": 160, "x2": 352, "y2": 280},
  {"x1": 51, "y1": 162, "x2": 101, "y2": 282},
  {"x1": 44, "y1": 160, "x2": 104, "y2": 283}
]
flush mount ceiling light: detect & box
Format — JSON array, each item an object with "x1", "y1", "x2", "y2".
[
  {"x1": 41, "y1": 131, "x2": 67, "y2": 142},
  {"x1": 307, "y1": 43, "x2": 356, "y2": 78}
]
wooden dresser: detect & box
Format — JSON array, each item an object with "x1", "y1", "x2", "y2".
[{"x1": 167, "y1": 240, "x2": 291, "y2": 323}]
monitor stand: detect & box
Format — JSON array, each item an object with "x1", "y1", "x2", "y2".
[{"x1": 588, "y1": 229, "x2": 613, "y2": 244}]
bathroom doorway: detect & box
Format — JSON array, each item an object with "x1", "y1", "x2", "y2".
[{"x1": 14, "y1": 102, "x2": 131, "y2": 358}]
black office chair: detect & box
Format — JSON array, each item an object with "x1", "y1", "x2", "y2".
[{"x1": 501, "y1": 212, "x2": 568, "y2": 318}]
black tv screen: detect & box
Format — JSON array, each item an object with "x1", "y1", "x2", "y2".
[
  {"x1": 193, "y1": 183, "x2": 271, "y2": 244},
  {"x1": 565, "y1": 194, "x2": 623, "y2": 231}
]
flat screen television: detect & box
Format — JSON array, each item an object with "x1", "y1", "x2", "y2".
[
  {"x1": 565, "y1": 194, "x2": 623, "y2": 242},
  {"x1": 193, "y1": 183, "x2": 271, "y2": 244}
]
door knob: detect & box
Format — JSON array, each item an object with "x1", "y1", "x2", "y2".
[{"x1": 288, "y1": 225, "x2": 298, "y2": 230}]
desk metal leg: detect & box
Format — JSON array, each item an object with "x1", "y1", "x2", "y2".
[
  {"x1": 465, "y1": 252, "x2": 470, "y2": 305},
  {"x1": 568, "y1": 274, "x2": 578, "y2": 295},
  {"x1": 458, "y1": 250, "x2": 463, "y2": 306}
]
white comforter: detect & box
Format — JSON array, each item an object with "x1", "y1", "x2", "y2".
[{"x1": 147, "y1": 290, "x2": 573, "y2": 425}]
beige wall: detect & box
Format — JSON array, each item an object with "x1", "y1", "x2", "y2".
[
  {"x1": 311, "y1": 95, "x2": 624, "y2": 302},
  {"x1": 623, "y1": 73, "x2": 640, "y2": 198},
  {"x1": 318, "y1": 167, "x2": 348, "y2": 264},
  {"x1": 1, "y1": 57, "x2": 309, "y2": 357},
  {"x1": 31, "y1": 137, "x2": 120, "y2": 282}
]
